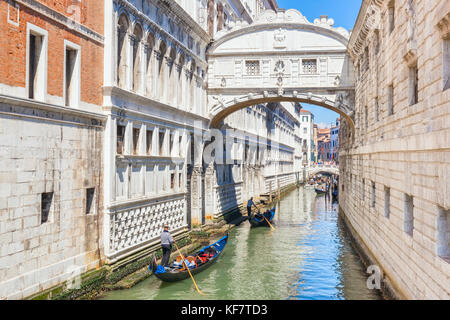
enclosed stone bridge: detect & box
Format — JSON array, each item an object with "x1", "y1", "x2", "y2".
[
  {"x1": 306, "y1": 165, "x2": 340, "y2": 179},
  {"x1": 206, "y1": 9, "x2": 356, "y2": 130}
]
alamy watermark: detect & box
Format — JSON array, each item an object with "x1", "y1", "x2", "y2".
[{"x1": 366, "y1": 265, "x2": 382, "y2": 290}]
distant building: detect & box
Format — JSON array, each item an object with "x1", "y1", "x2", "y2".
[
  {"x1": 299, "y1": 109, "x2": 315, "y2": 167},
  {"x1": 313, "y1": 124, "x2": 319, "y2": 164},
  {"x1": 330, "y1": 118, "x2": 340, "y2": 163},
  {"x1": 318, "y1": 128, "x2": 331, "y2": 162}
]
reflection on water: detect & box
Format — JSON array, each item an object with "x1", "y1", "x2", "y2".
[{"x1": 100, "y1": 187, "x2": 383, "y2": 300}]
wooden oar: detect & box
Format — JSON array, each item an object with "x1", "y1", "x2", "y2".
[
  {"x1": 259, "y1": 210, "x2": 275, "y2": 231},
  {"x1": 172, "y1": 240, "x2": 204, "y2": 295}
]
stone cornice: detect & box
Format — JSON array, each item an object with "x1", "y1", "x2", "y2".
[
  {"x1": 156, "y1": 0, "x2": 210, "y2": 43},
  {"x1": 210, "y1": 18, "x2": 350, "y2": 54},
  {"x1": 208, "y1": 48, "x2": 348, "y2": 58},
  {"x1": 103, "y1": 85, "x2": 210, "y2": 124},
  {"x1": 348, "y1": 0, "x2": 384, "y2": 60},
  {"x1": 15, "y1": 0, "x2": 104, "y2": 45},
  {"x1": 0, "y1": 94, "x2": 106, "y2": 125}
]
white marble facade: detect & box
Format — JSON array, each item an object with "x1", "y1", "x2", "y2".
[{"x1": 102, "y1": 0, "x2": 283, "y2": 261}]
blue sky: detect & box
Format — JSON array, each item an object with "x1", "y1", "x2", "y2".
[{"x1": 276, "y1": 0, "x2": 362, "y2": 127}]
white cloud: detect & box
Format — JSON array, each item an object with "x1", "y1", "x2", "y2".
[{"x1": 316, "y1": 122, "x2": 331, "y2": 129}]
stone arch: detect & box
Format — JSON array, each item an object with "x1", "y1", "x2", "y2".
[
  {"x1": 132, "y1": 23, "x2": 144, "y2": 93},
  {"x1": 157, "y1": 39, "x2": 167, "y2": 98},
  {"x1": 145, "y1": 31, "x2": 156, "y2": 97},
  {"x1": 168, "y1": 46, "x2": 177, "y2": 105},
  {"x1": 117, "y1": 12, "x2": 130, "y2": 89},
  {"x1": 176, "y1": 53, "x2": 186, "y2": 107},
  {"x1": 188, "y1": 59, "x2": 196, "y2": 111},
  {"x1": 306, "y1": 167, "x2": 340, "y2": 179},
  {"x1": 209, "y1": 92, "x2": 355, "y2": 132},
  {"x1": 207, "y1": 9, "x2": 356, "y2": 136}
]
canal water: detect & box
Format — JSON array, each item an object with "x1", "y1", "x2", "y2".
[{"x1": 100, "y1": 186, "x2": 383, "y2": 300}]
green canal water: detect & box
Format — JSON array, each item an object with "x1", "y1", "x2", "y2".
[{"x1": 99, "y1": 186, "x2": 383, "y2": 300}]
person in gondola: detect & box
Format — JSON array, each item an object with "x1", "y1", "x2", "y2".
[
  {"x1": 247, "y1": 197, "x2": 258, "y2": 218},
  {"x1": 263, "y1": 209, "x2": 271, "y2": 220},
  {"x1": 160, "y1": 224, "x2": 174, "y2": 267},
  {"x1": 255, "y1": 210, "x2": 264, "y2": 220}
]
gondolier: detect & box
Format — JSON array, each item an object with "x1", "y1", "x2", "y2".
[
  {"x1": 249, "y1": 207, "x2": 276, "y2": 228},
  {"x1": 150, "y1": 235, "x2": 229, "y2": 282},
  {"x1": 160, "y1": 224, "x2": 174, "y2": 267},
  {"x1": 247, "y1": 197, "x2": 258, "y2": 218}
]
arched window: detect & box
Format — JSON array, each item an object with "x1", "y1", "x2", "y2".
[
  {"x1": 177, "y1": 54, "x2": 185, "y2": 107},
  {"x1": 117, "y1": 13, "x2": 130, "y2": 89},
  {"x1": 189, "y1": 60, "x2": 196, "y2": 111},
  {"x1": 145, "y1": 32, "x2": 155, "y2": 97},
  {"x1": 132, "y1": 24, "x2": 143, "y2": 93},
  {"x1": 158, "y1": 40, "x2": 167, "y2": 100},
  {"x1": 168, "y1": 47, "x2": 177, "y2": 106}
]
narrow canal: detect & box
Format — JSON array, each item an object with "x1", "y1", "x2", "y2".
[{"x1": 100, "y1": 186, "x2": 384, "y2": 300}]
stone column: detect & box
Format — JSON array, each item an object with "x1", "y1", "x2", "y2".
[
  {"x1": 207, "y1": 0, "x2": 215, "y2": 37},
  {"x1": 217, "y1": 3, "x2": 224, "y2": 32}
]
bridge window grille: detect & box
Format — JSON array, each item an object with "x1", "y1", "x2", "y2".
[
  {"x1": 302, "y1": 59, "x2": 317, "y2": 74},
  {"x1": 246, "y1": 60, "x2": 260, "y2": 75}
]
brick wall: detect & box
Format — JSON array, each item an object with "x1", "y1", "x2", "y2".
[{"x1": 0, "y1": 0, "x2": 104, "y2": 106}]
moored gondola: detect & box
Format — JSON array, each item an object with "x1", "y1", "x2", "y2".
[
  {"x1": 149, "y1": 234, "x2": 228, "y2": 282},
  {"x1": 249, "y1": 207, "x2": 276, "y2": 228}
]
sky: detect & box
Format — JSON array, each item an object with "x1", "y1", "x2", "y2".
[{"x1": 276, "y1": 0, "x2": 362, "y2": 127}]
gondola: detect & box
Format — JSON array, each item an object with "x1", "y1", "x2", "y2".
[
  {"x1": 149, "y1": 234, "x2": 228, "y2": 282},
  {"x1": 249, "y1": 207, "x2": 276, "y2": 228},
  {"x1": 332, "y1": 189, "x2": 338, "y2": 199},
  {"x1": 315, "y1": 187, "x2": 327, "y2": 195}
]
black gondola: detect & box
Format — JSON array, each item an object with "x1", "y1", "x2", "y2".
[
  {"x1": 249, "y1": 207, "x2": 276, "y2": 228},
  {"x1": 315, "y1": 188, "x2": 327, "y2": 195},
  {"x1": 149, "y1": 234, "x2": 228, "y2": 282}
]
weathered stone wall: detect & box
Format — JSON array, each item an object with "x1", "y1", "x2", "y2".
[
  {"x1": 0, "y1": 0, "x2": 105, "y2": 300},
  {"x1": 0, "y1": 100, "x2": 104, "y2": 300},
  {"x1": 341, "y1": 0, "x2": 450, "y2": 299}
]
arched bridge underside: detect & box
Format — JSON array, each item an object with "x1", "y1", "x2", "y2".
[
  {"x1": 207, "y1": 9, "x2": 356, "y2": 129},
  {"x1": 307, "y1": 166, "x2": 340, "y2": 179}
]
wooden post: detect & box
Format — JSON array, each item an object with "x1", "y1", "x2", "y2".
[
  {"x1": 277, "y1": 179, "x2": 281, "y2": 199},
  {"x1": 269, "y1": 181, "x2": 272, "y2": 202}
]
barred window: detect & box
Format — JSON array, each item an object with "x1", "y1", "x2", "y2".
[
  {"x1": 302, "y1": 59, "x2": 317, "y2": 74},
  {"x1": 246, "y1": 60, "x2": 260, "y2": 76}
]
